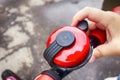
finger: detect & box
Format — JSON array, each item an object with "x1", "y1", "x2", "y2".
[
  {"x1": 71, "y1": 7, "x2": 105, "y2": 27},
  {"x1": 71, "y1": 7, "x2": 113, "y2": 29},
  {"x1": 88, "y1": 20, "x2": 96, "y2": 30},
  {"x1": 96, "y1": 23, "x2": 106, "y2": 30}
]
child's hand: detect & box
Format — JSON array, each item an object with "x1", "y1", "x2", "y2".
[{"x1": 71, "y1": 7, "x2": 120, "y2": 62}]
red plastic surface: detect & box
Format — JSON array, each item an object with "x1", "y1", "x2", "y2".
[
  {"x1": 89, "y1": 28, "x2": 106, "y2": 44},
  {"x1": 35, "y1": 74, "x2": 54, "y2": 80},
  {"x1": 6, "y1": 76, "x2": 17, "y2": 80},
  {"x1": 112, "y1": 6, "x2": 120, "y2": 15},
  {"x1": 46, "y1": 26, "x2": 90, "y2": 68}
]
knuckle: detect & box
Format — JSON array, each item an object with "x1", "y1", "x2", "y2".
[{"x1": 105, "y1": 11, "x2": 117, "y2": 22}]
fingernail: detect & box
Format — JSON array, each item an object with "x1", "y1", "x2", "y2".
[{"x1": 89, "y1": 56, "x2": 96, "y2": 63}]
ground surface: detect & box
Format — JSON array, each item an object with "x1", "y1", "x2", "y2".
[{"x1": 0, "y1": 0, "x2": 120, "y2": 80}]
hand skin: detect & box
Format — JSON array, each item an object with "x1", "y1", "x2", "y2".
[{"x1": 71, "y1": 7, "x2": 120, "y2": 62}]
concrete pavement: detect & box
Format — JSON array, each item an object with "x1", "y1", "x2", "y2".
[{"x1": 0, "y1": 0, "x2": 120, "y2": 80}]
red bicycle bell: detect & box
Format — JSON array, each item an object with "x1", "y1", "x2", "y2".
[
  {"x1": 35, "y1": 20, "x2": 106, "y2": 80},
  {"x1": 44, "y1": 21, "x2": 91, "y2": 69}
]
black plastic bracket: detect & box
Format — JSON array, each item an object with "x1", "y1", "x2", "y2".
[
  {"x1": 43, "y1": 46, "x2": 93, "y2": 80},
  {"x1": 1, "y1": 70, "x2": 22, "y2": 80},
  {"x1": 44, "y1": 31, "x2": 75, "y2": 67}
]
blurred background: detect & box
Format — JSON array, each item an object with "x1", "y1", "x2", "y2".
[{"x1": 0, "y1": 0, "x2": 120, "y2": 80}]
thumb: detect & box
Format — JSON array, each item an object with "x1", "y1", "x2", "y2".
[
  {"x1": 89, "y1": 43, "x2": 111, "y2": 63},
  {"x1": 92, "y1": 43, "x2": 113, "y2": 59}
]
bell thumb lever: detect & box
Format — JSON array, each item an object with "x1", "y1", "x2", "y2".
[{"x1": 77, "y1": 20, "x2": 88, "y2": 32}]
